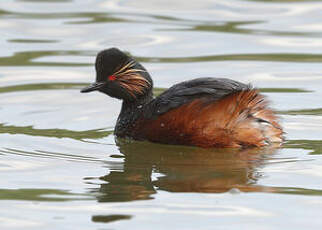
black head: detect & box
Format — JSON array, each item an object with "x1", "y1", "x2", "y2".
[{"x1": 81, "y1": 48, "x2": 153, "y2": 102}]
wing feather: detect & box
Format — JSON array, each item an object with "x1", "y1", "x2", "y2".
[{"x1": 145, "y1": 77, "x2": 250, "y2": 118}]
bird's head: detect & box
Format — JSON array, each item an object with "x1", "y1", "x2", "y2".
[{"x1": 81, "y1": 48, "x2": 153, "y2": 102}]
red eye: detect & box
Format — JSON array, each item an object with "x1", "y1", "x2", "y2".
[{"x1": 108, "y1": 75, "x2": 116, "y2": 81}]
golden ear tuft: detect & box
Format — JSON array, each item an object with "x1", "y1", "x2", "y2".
[{"x1": 113, "y1": 61, "x2": 150, "y2": 98}]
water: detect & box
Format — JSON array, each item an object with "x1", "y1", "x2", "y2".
[{"x1": 1, "y1": 0, "x2": 322, "y2": 229}]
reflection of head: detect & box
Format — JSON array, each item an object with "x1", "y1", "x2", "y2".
[
  {"x1": 94, "y1": 162, "x2": 155, "y2": 203},
  {"x1": 92, "y1": 139, "x2": 278, "y2": 202}
]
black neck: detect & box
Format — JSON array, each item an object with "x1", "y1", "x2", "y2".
[{"x1": 115, "y1": 91, "x2": 153, "y2": 137}]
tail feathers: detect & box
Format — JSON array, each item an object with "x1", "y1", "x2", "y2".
[
  {"x1": 182, "y1": 89, "x2": 283, "y2": 147},
  {"x1": 228, "y1": 90, "x2": 283, "y2": 146}
]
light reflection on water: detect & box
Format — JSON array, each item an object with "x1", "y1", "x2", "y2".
[{"x1": 1, "y1": 0, "x2": 322, "y2": 229}]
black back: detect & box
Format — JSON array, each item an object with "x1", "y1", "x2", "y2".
[{"x1": 144, "y1": 77, "x2": 250, "y2": 119}]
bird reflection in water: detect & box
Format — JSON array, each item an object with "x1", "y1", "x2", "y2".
[{"x1": 87, "y1": 140, "x2": 280, "y2": 203}]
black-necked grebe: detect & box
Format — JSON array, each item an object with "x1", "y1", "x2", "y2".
[{"x1": 81, "y1": 48, "x2": 283, "y2": 148}]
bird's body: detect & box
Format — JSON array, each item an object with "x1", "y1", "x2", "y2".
[{"x1": 81, "y1": 48, "x2": 283, "y2": 148}]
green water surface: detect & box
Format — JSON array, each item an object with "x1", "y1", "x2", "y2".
[{"x1": 1, "y1": 0, "x2": 322, "y2": 229}]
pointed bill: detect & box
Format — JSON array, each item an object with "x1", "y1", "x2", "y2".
[{"x1": 81, "y1": 82, "x2": 105, "y2": 93}]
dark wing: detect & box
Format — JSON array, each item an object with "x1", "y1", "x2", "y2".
[{"x1": 144, "y1": 77, "x2": 250, "y2": 118}]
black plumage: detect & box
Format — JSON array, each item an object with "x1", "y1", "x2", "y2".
[{"x1": 144, "y1": 77, "x2": 250, "y2": 119}]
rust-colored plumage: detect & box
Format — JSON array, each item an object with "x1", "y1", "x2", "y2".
[{"x1": 132, "y1": 89, "x2": 283, "y2": 148}]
